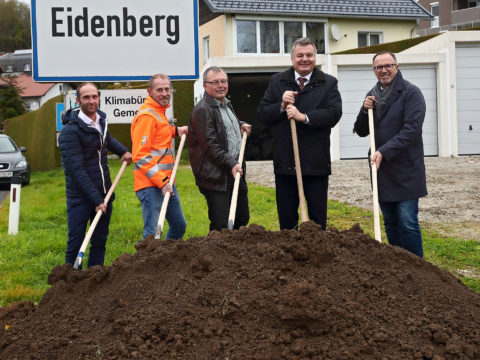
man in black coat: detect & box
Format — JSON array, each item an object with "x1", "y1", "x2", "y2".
[
  {"x1": 257, "y1": 37, "x2": 342, "y2": 230},
  {"x1": 354, "y1": 51, "x2": 427, "y2": 257},
  {"x1": 59, "y1": 83, "x2": 132, "y2": 268}
]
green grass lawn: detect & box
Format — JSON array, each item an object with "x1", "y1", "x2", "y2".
[{"x1": 0, "y1": 159, "x2": 479, "y2": 306}]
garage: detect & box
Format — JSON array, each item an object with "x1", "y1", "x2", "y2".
[
  {"x1": 337, "y1": 65, "x2": 438, "y2": 159},
  {"x1": 456, "y1": 43, "x2": 480, "y2": 155}
]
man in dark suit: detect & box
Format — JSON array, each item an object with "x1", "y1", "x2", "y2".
[
  {"x1": 257, "y1": 37, "x2": 342, "y2": 230},
  {"x1": 354, "y1": 51, "x2": 427, "y2": 257}
]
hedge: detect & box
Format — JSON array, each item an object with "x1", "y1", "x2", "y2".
[{"x1": 4, "y1": 81, "x2": 194, "y2": 171}]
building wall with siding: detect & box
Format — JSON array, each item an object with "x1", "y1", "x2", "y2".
[{"x1": 199, "y1": 15, "x2": 227, "y2": 71}]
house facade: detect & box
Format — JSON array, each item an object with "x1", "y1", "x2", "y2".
[
  {"x1": 196, "y1": 0, "x2": 432, "y2": 160},
  {"x1": 199, "y1": 0, "x2": 432, "y2": 66},
  {"x1": 0, "y1": 50, "x2": 33, "y2": 76},
  {"x1": 417, "y1": 0, "x2": 480, "y2": 36},
  {"x1": 0, "y1": 50, "x2": 72, "y2": 112}
]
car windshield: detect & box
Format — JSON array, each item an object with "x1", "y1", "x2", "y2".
[{"x1": 0, "y1": 137, "x2": 18, "y2": 152}]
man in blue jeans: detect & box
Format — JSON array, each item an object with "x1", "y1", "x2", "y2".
[
  {"x1": 131, "y1": 74, "x2": 188, "y2": 240},
  {"x1": 354, "y1": 51, "x2": 427, "y2": 257}
]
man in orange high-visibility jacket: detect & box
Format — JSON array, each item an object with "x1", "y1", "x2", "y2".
[{"x1": 131, "y1": 74, "x2": 188, "y2": 240}]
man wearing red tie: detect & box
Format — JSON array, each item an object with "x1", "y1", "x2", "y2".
[{"x1": 257, "y1": 37, "x2": 342, "y2": 230}]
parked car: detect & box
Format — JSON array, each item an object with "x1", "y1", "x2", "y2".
[{"x1": 0, "y1": 134, "x2": 31, "y2": 185}]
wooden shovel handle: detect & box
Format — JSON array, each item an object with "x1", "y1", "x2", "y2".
[
  {"x1": 155, "y1": 134, "x2": 186, "y2": 239},
  {"x1": 73, "y1": 160, "x2": 128, "y2": 269},
  {"x1": 368, "y1": 109, "x2": 382, "y2": 242},
  {"x1": 290, "y1": 118, "x2": 308, "y2": 223},
  {"x1": 228, "y1": 131, "x2": 248, "y2": 230}
]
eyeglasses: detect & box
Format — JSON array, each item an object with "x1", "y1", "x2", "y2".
[
  {"x1": 373, "y1": 64, "x2": 397, "y2": 72},
  {"x1": 205, "y1": 80, "x2": 228, "y2": 86}
]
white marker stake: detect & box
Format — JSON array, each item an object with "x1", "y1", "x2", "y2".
[{"x1": 8, "y1": 177, "x2": 22, "y2": 235}]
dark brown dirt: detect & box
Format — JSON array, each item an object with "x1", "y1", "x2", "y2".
[{"x1": 1, "y1": 222, "x2": 480, "y2": 360}]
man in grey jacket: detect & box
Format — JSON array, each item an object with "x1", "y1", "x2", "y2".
[{"x1": 188, "y1": 66, "x2": 251, "y2": 231}]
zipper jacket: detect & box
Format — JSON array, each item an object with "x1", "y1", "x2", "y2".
[
  {"x1": 59, "y1": 108, "x2": 129, "y2": 207},
  {"x1": 131, "y1": 95, "x2": 177, "y2": 192},
  {"x1": 188, "y1": 92, "x2": 248, "y2": 192}
]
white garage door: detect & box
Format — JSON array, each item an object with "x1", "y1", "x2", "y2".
[
  {"x1": 456, "y1": 43, "x2": 480, "y2": 155},
  {"x1": 337, "y1": 65, "x2": 438, "y2": 159}
]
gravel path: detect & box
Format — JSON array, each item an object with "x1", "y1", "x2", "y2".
[{"x1": 247, "y1": 156, "x2": 480, "y2": 240}]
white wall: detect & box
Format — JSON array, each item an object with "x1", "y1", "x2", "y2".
[{"x1": 198, "y1": 31, "x2": 480, "y2": 159}]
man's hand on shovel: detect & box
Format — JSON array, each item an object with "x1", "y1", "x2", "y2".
[
  {"x1": 284, "y1": 90, "x2": 306, "y2": 123},
  {"x1": 370, "y1": 151, "x2": 383, "y2": 171},
  {"x1": 281, "y1": 91, "x2": 297, "y2": 109},
  {"x1": 95, "y1": 203, "x2": 107, "y2": 214},
  {"x1": 241, "y1": 123, "x2": 252, "y2": 136},
  {"x1": 161, "y1": 183, "x2": 174, "y2": 197},
  {"x1": 286, "y1": 104, "x2": 307, "y2": 123},
  {"x1": 231, "y1": 163, "x2": 243, "y2": 178},
  {"x1": 121, "y1": 151, "x2": 133, "y2": 165}
]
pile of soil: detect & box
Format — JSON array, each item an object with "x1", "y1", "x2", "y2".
[{"x1": 1, "y1": 222, "x2": 480, "y2": 359}]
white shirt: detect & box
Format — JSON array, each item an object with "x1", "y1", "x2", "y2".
[
  {"x1": 294, "y1": 71, "x2": 312, "y2": 87},
  {"x1": 294, "y1": 71, "x2": 313, "y2": 125},
  {"x1": 78, "y1": 110, "x2": 102, "y2": 134}
]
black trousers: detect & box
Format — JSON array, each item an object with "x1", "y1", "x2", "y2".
[
  {"x1": 275, "y1": 174, "x2": 329, "y2": 230},
  {"x1": 199, "y1": 176, "x2": 250, "y2": 231}
]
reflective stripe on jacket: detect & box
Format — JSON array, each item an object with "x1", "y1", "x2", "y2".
[{"x1": 131, "y1": 96, "x2": 176, "y2": 192}]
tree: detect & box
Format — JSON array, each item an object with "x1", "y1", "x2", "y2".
[
  {"x1": 0, "y1": 76, "x2": 25, "y2": 128},
  {"x1": 0, "y1": 0, "x2": 31, "y2": 52}
]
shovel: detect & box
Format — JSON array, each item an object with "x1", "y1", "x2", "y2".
[
  {"x1": 368, "y1": 108, "x2": 382, "y2": 242},
  {"x1": 154, "y1": 134, "x2": 186, "y2": 239},
  {"x1": 73, "y1": 160, "x2": 128, "y2": 269},
  {"x1": 227, "y1": 131, "x2": 248, "y2": 230},
  {"x1": 289, "y1": 113, "x2": 308, "y2": 223}
]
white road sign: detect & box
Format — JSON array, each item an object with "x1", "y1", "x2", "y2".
[
  {"x1": 65, "y1": 89, "x2": 173, "y2": 124},
  {"x1": 32, "y1": 0, "x2": 199, "y2": 81}
]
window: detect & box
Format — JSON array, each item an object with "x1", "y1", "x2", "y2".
[
  {"x1": 237, "y1": 20, "x2": 257, "y2": 53},
  {"x1": 0, "y1": 137, "x2": 17, "y2": 152},
  {"x1": 202, "y1": 36, "x2": 210, "y2": 64},
  {"x1": 260, "y1": 21, "x2": 279, "y2": 53},
  {"x1": 306, "y1": 22, "x2": 326, "y2": 54},
  {"x1": 236, "y1": 18, "x2": 326, "y2": 55},
  {"x1": 358, "y1": 32, "x2": 382, "y2": 47},
  {"x1": 430, "y1": 2, "x2": 439, "y2": 28},
  {"x1": 284, "y1": 22, "x2": 303, "y2": 54}
]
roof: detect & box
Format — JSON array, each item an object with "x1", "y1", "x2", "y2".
[
  {"x1": 202, "y1": 0, "x2": 432, "y2": 19},
  {"x1": 0, "y1": 49, "x2": 32, "y2": 62},
  {"x1": 0, "y1": 73, "x2": 54, "y2": 98}
]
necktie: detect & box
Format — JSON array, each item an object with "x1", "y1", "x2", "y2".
[{"x1": 298, "y1": 77, "x2": 307, "y2": 90}]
